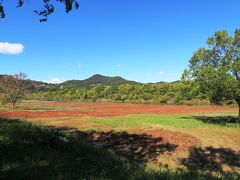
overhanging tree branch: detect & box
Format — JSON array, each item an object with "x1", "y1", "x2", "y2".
[{"x1": 0, "y1": 0, "x2": 79, "y2": 22}]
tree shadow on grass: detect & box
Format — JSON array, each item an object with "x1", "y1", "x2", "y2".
[
  {"x1": 194, "y1": 116, "x2": 238, "y2": 125},
  {"x1": 182, "y1": 116, "x2": 239, "y2": 126},
  {"x1": 0, "y1": 118, "x2": 186, "y2": 180},
  {"x1": 180, "y1": 146, "x2": 240, "y2": 178},
  {"x1": 72, "y1": 130, "x2": 177, "y2": 163},
  {"x1": 1, "y1": 118, "x2": 239, "y2": 179},
  {"x1": 46, "y1": 126, "x2": 178, "y2": 163}
]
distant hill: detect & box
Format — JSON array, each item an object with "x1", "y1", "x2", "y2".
[
  {"x1": 20, "y1": 79, "x2": 59, "y2": 92},
  {"x1": 61, "y1": 74, "x2": 141, "y2": 88},
  {"x1": 0, "y1": 74, "x2": 179, "y2": 92},
  {"x1": 0, "y1": 75, "x2": 58, "y2": 92},
  {"x1": 156, "y1": 80, "x2": 180, "y2": 84}
]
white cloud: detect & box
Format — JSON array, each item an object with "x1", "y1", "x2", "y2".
[
  {"x1": 117, "y1": 64, "x2": 123, "y2": 68},
  {"x1": 0, "y1": 42, "x2": 24, "y2": 55},
  {"x1": 47, "y1": 78, "x2": 65, "y2": 84}
]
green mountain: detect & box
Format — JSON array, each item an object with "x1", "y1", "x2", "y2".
[
  {"x1": 1, "y1": 74, "x2": 178, "y2": 92},
  {"x1": 61, "y1": 74, "x2": 141, "y2": 88},
  {"x1": 156, "y1": 80, "x2": 180, "y2": 84}
]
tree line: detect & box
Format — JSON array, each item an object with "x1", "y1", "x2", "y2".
[
  {"x1": 0, "y1": 77, "x2": 233, "y2": 106},
  {"x1": 24, "y1": 82, "x2": 194, "y2": 104}
]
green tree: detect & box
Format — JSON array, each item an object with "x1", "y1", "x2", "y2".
[
  {"x1": 0, "y1": 74, "x2": 25, "y2": 109},
  {"x1": 87, "y1": 85, "x2": 104, "y2": 102},
  {"x1": 176, "y1": 70, "x2": 202, "y2": 102},
  {"x1": 0, "y1": 0, "x2": 79, "y2": 22},
  {"x1": 186, "y1": 29, "x2": 240, "y2": 121}
]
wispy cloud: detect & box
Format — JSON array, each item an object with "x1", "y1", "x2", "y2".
[
  {"x1": 157, "y1": 71, "x2": 165, "y2": 75},
  {"x1": 46, "y1": 77, "x2": 65, "y2": 84},
  {"x1": 77, "y1": 62, "x2": 82, "y2": 69},
  {"x1": 157, "y1": 71, "x2": 177, "y2": 76},
  {"x1": 117, "y1": 64, "x2": 123, "y2": 68},
  {"x1": 0, "y1": 42, "x2": 24, "y2": 55},
  {"x1": 145, "y1": 71, "x2": 179, "y2": 78}
]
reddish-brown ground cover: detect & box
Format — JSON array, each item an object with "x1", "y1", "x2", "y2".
[
  {"x1": 0, "y1": 102, "x2": 237, "y2": 119},
  {"x1": 1, "y1": 102, "x2": 239, "y2": 173},
  {"x1": 130, "y1": 129, "x2": 200, "y2": 151},
  {"x1": 70, "y1": 128, "x2": 199, "y2": 163}
]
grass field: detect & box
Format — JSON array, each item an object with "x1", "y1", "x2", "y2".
[{"x1": 0, "y1": 100, "x2": 240, "y2": 179}]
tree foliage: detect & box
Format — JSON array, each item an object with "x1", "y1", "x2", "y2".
[
  {"x1": 25, "y1": 82, "x2": 204, "y2": 105},
  {"x1": 186, "y1": 29, "x2": 240, "y2": 120},
  {"x1": 0, "y1": 0, "x2": 79, "y2": 22},
  {"x1": 0, "y1": 73, "x2": 26, "y2": 108}
]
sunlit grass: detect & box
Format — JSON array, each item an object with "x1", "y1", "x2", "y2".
[{"x1": 87, "y1": 113, "x2": 240, "y2": 129}]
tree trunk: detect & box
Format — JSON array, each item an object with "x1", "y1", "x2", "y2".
[
  {"x1": 236, "y1": 97, "x2": 240, "y2": 123},
  {"x1": 11, "y1": 102, "x2": 15, "y2": 109},
  {"x1": 238, "y1": 103, "x2": 240, "y2": 123}
]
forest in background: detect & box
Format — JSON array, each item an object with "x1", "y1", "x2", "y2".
[{"x1": 0, "y1": 73, "x2": 236, "y2": 106}]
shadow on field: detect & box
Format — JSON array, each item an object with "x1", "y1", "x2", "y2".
[
  {"x1": 184, "y1": 116, "x2": 238, "y2": 126},
  {"x1": 1, "y1": 118, "x2": 239, "y2": 179},
  {"x1": 73, "y1": 130, "x2": 177, "y2": 163},
  {"x1": 180, "y1": 146, "x2": 240, "y2": 177},
  {"x1": 0, "y1": 118, "x2": 185, "y2": 180}
]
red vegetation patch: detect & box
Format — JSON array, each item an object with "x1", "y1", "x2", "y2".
[
  {"x1": 131, "y1": 129, "x2": 200, "y2": 151},
  {"x1": 0, "y1": 102, "x2": 237, "y2": 119}
]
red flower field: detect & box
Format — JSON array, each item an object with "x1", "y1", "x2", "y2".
[{"x1": 0, "y1": 102, "x2": 237, "y2": 119}]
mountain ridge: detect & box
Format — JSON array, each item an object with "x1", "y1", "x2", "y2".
[
  {"x1": 61, "y1": 74, "x2": 141, "y2": 88},
  {"x1": 0, "y1": 74, "x2": 177, "y2": 92}
]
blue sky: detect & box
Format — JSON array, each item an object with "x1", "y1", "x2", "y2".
[{"x1": 0, "y1": 0, "x2": 239, "y2": 83}]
